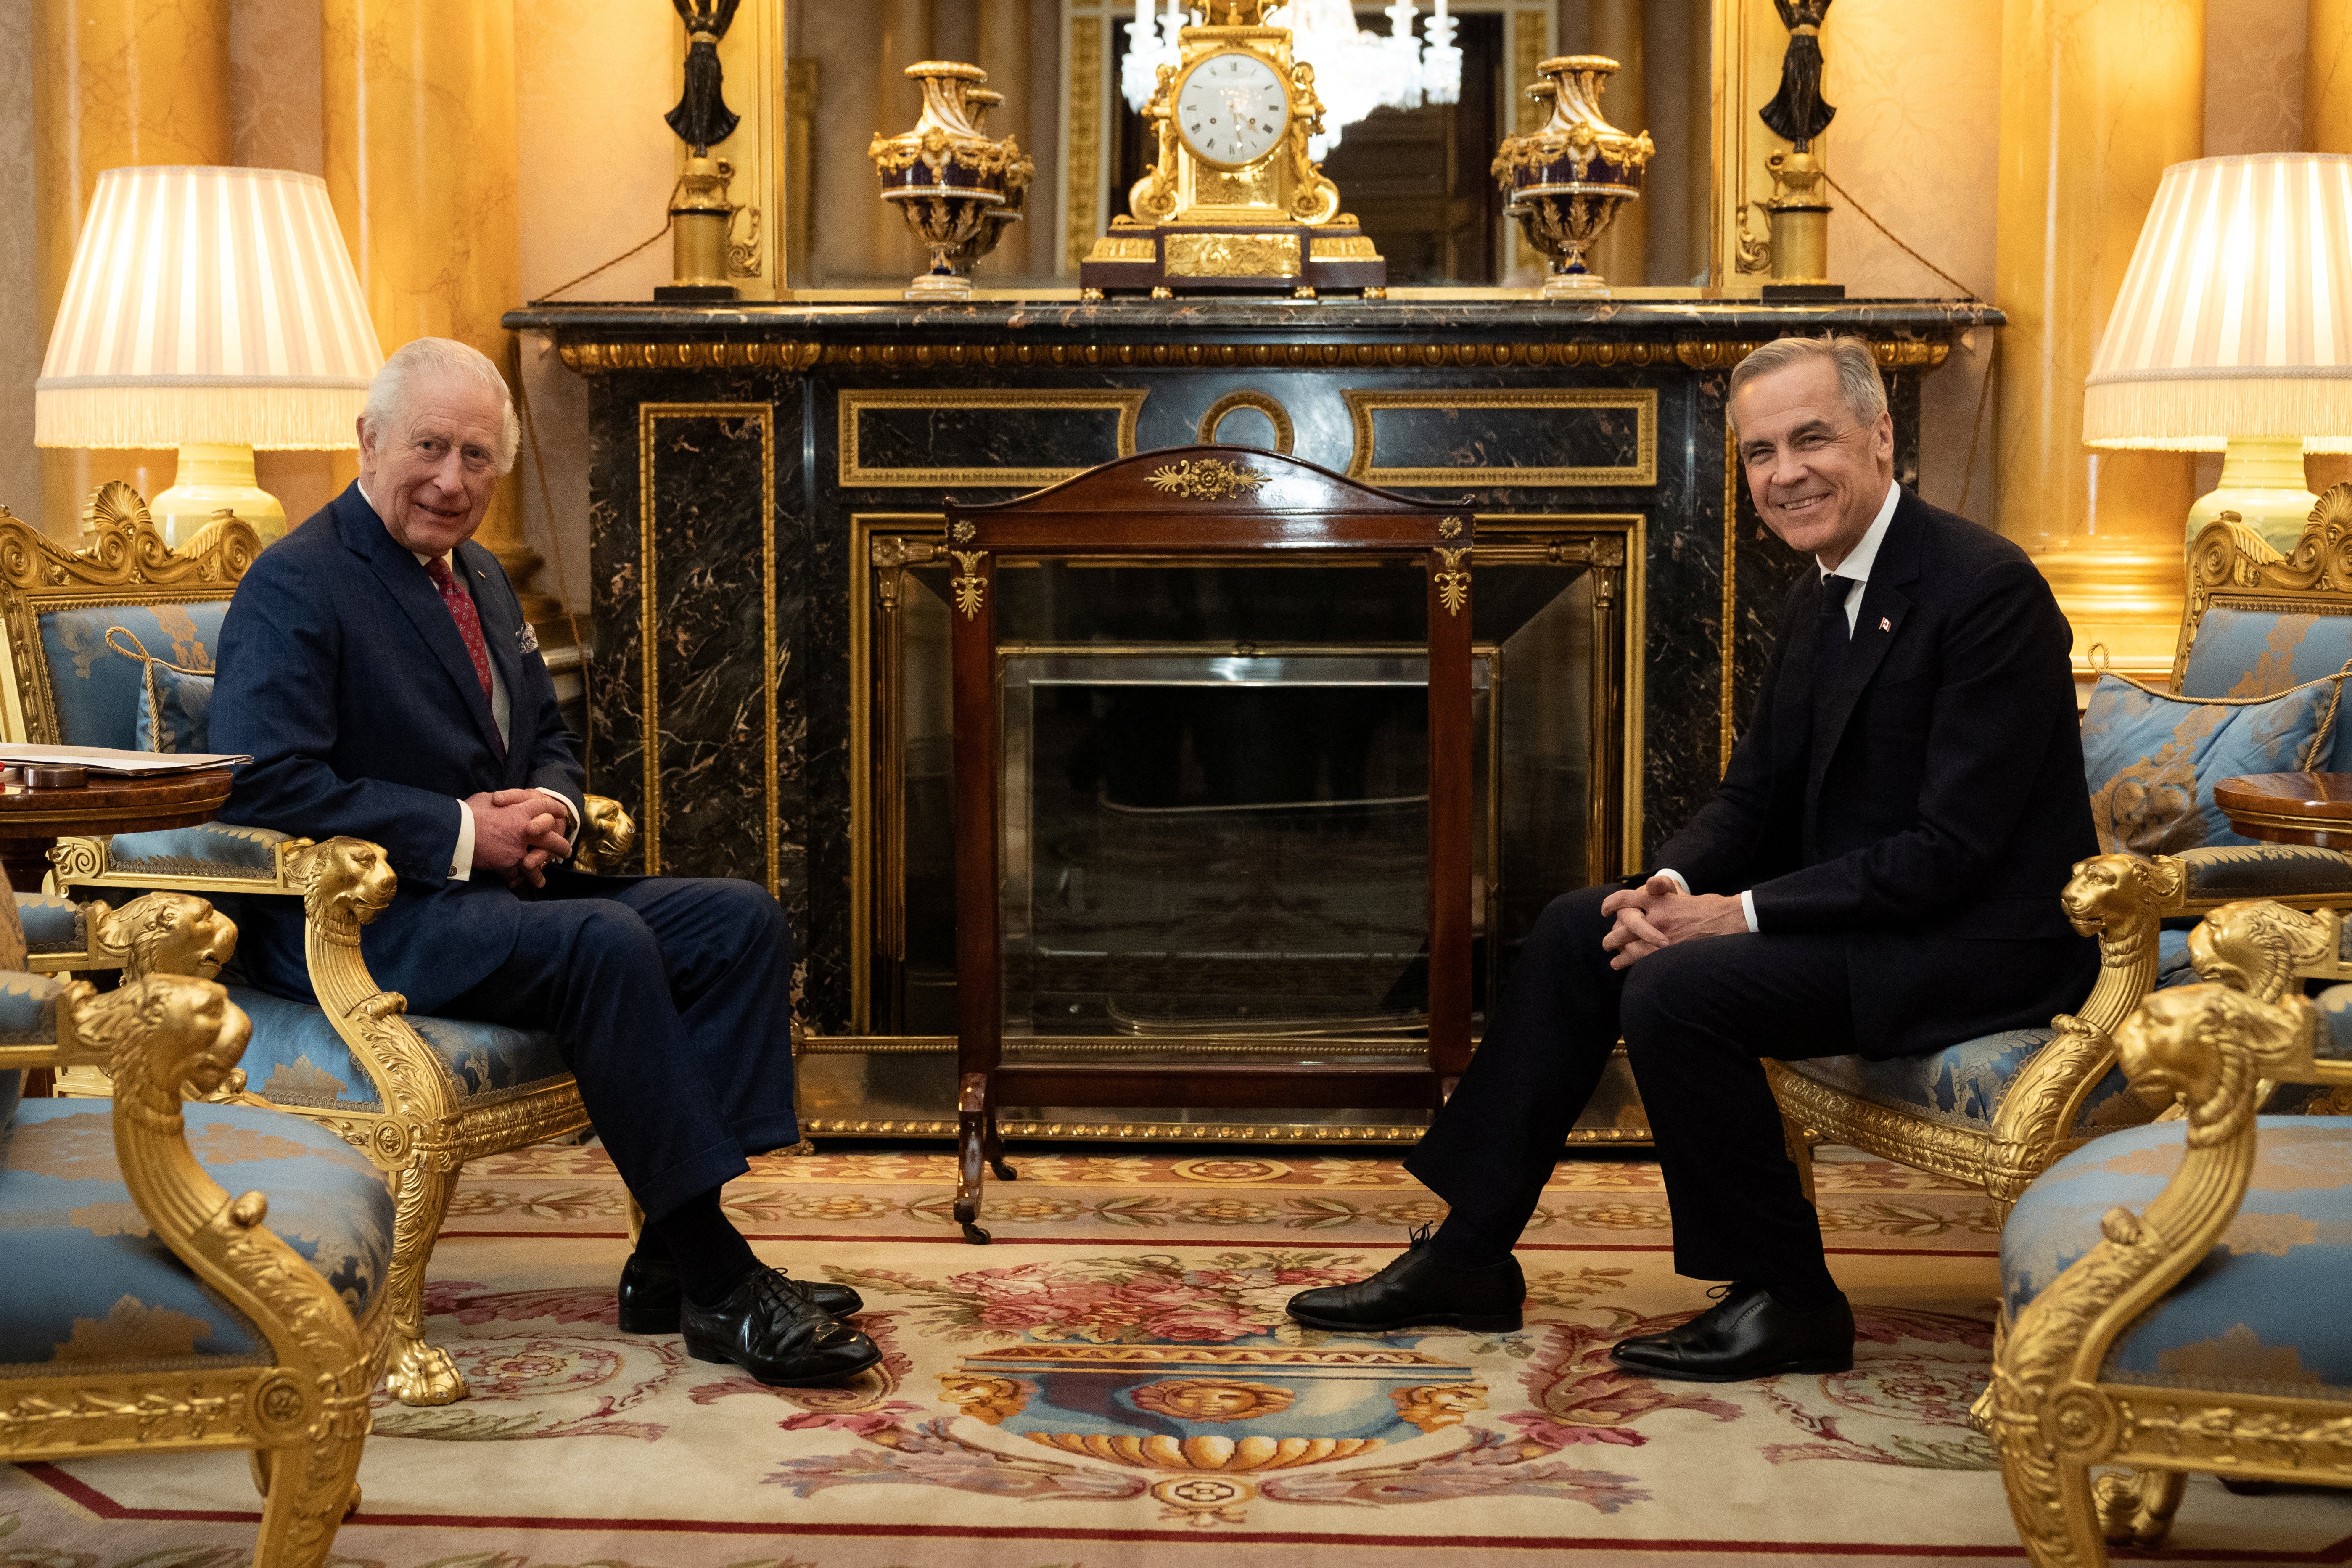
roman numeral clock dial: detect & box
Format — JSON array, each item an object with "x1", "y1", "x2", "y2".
[{"x1": 1175, "y1": 50, "x2": 1290, "y2": 168}]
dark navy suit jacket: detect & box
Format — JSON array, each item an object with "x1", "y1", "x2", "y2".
[
  {"x1": 211, "y1": 482, "x2": 587, "y2": 1014},
  {"x1": 1648, "y1": 487, "x2": 2100, "y2": 1057}
]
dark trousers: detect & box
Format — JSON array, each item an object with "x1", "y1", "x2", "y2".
[
  {"x1": 442, "y1": 873, "x2": 800, "y2": 1222},
  {"x1": 1407, "y1": 883, "x2": 1855, "y2": 1283}
]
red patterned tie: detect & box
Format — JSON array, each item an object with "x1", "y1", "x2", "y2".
[{"x1": 425, "y1": 555, "x2": 499, "y2": 726}]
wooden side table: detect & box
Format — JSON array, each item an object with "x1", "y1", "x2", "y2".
[
  {"x1": 2213, "y1": 772, "x2": 2352, "y2": 848},
  {"x1": 0, "y1": 767, "x2": 235, "y2": 1096}
]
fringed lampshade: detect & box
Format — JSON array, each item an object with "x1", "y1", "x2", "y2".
[
  {"x1": 2085, "y1": 153, "x2": 2352, "y2": 550},
  {"x1": 36, "y1": 166, "x2": 382, "y2": 543}
]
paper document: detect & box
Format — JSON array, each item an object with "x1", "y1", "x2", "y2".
[{"x1": 0, "y1": 743, "x2": 251, "y2": 776}]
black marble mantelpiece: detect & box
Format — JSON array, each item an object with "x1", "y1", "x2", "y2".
[{"x1": 509, "y1": 293, "x2": 1999, "y2": 1134}]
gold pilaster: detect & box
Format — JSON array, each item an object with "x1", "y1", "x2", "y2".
[
  {"x1": 322, "y1": 0, "x2": 551, "y2": 618},
  {"x1": 1995, "y1": 0, "x2": 2204, "y2": 682},
  {"x1": 32, "y1": 0, "x2": 230, "y2": 542}
]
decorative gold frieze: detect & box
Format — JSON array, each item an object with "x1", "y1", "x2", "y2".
[
  {"x1": 1090, "y1": 235, "x2": 1158, "y2": 262},
  {"x1": 1197, "y1": 390, "x2": 1295, "y2": 454},
  {"x1": 1163, "y1": 232, "x2": 1303, "y2": 278},
  {"x1": 1144, "y1": 457, "x2": 1273, "y2": 500},
  {"x1": 1309, "y1": 235, "x2": 1380, "y2": 259}
]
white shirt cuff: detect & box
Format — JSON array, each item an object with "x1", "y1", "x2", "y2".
[
  {"x1": 532, "y1": 788, "x2": 579, "y2": 834},
  {"x1": 1654, "y1": 867, "x2": 1691, "y2": 896},
  {"x1": 451, "y1": 798, "x2": 475, "y2": 881},
  {"x1": 1739, "y1": 889, "x2": 1759, "y2": 932}
]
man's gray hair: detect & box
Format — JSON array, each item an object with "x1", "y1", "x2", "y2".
[
  {"x1": 1727, "y1": 335, "x2": 1888, "y2": 431},
  {"x1": 361, "y1": 337, "x2": 521, "y2": 475}
]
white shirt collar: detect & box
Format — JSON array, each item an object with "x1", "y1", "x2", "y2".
[
  {"x1": 356, "y1": 480, "x2": 453, "y2": 572},
  {"x1": 1821, "y1": 480, "x2": 1901, "y2": 584}
]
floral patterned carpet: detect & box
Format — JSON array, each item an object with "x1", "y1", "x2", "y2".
[{"x1": 7, "y1": 1141, "x2": 2349, "y2": 1566}]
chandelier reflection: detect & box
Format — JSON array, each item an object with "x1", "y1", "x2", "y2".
[{"x1": 1121, "y1": 0, "x2": 1461, "y2": 159}]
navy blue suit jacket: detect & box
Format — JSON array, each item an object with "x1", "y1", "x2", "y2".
[{"x1": 211, "y1": 482, "x2": 587, "y2": 1013}]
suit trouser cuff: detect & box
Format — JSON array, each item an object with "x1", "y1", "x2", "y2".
[{"x1": 630, "y1": 1138, "x2": 753, "y2": 1224}]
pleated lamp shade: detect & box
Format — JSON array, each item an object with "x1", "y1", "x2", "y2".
[
  {"x1": 2085, "y1": 153, "x2": 2352, "y2": 452},
  {"x1": 36, "y1": 166, "x2": 382, "y2": 450}
]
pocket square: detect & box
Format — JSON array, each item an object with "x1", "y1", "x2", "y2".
[{"x1": 518, "y1": 621, "x2": 540, "y2": 654}]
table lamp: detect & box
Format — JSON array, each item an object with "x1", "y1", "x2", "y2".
[
  {"x1": 2085, "y1": 153, "x2": 2352, "y2": 552},
  {"x1": 36, "y1": 166, "x2": 383, "y2": 547}
]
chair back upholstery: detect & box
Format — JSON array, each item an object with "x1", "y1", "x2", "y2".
[
  {"x1": 2176, "y1": 487, "x2": 2352, "y2": 770},
  {"x1": 0, "y1": 487, "x2": 257, "y2": 748}
]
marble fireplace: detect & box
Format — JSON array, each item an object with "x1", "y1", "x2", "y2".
[{"x1": 506, "y1": 294, "x2": 1994, "y2": 1145}]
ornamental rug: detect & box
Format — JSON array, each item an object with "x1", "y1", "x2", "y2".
[{"x1": 6, "y1": 1145, "x2": 2350, "y2": 1567}]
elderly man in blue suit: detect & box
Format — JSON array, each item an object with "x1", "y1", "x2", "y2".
[{"x1": 211, "y1": 336, "x2": 875, "y2": 1388}]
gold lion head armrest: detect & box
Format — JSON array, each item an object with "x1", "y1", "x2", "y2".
[
  {"x1": 572, "y1": 794, "x2": 637, "y2": 875},
  {"x1": 2121, "y1": 984, "x2": 2343, "y2": 1118}
]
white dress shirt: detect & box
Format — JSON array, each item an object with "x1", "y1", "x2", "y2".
[
  {"x1": 1657, "y1": 480, "x2": 1902, "y2": 932},
  {"x1": 357, "y1": 483, "x2": 574, "y2": 879}
]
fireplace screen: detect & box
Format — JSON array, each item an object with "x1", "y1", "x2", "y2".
[
  {"x1": 854, "y1": 523, "x2": 1635, "y2": 1079},
  {"x1": 1003, "y1": 653, "x2": 1486, "y2": 1043}
]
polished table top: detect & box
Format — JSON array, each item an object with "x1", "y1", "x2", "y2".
[
  {"x1": 2214, "y1": 772, "x2": 2352, "y2": 845},
  {"x1": 0, "y1": 768, "x2": 234, "y2": 838}
]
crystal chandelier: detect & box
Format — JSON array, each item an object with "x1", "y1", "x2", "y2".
[{"x1": 1121, "y1": 0, "x2": 1461, "y2": 160}]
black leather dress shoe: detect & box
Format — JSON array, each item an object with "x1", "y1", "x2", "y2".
[
  {"x1": 1286, "y1": 1233, "x2": 1525, "y2": 1333},
  {"x1": 680, "y1": 1266, "x2": 883, "y2": 1386},
  {"x1": 1609, "y1": 1282, "x2": 1854, "y2": 1382},
  {"x1": 618, "y1": 1253, "x2": 864, "y2": 1335}
]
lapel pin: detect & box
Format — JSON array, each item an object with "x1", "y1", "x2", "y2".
[{"x1": 1879, "y1": 616, "x2": 1892, "y2": 632}]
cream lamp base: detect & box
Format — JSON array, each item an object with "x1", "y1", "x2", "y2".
[
  {"x1": 2186, "y1": 435, "x2": 2315, "y2": 555},
  {"x1": 149, "y1": 443, "x2": 286, "y2": 548}
]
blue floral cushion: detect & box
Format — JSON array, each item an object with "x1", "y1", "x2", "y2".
[
  {"x1": 2003, "y1": 1117, "x2": 2352, "y2": 1398},
  {"x1": 135, "y1": 662, "x2": 212, "y2": 754},
  {"x1": 103, "y1": 822, "x2": 291, "y2": 878},
  {"x1": 14, "y1": 894, "x2": 82, "y2": 956},
  {"x1": 34, "y1": 602, "x2": 227, "y2": 751},
  {"x1": 2080, "y1": 674, "x2": 2335, "y2": 858},
  {"x1": 2180, "y1": 605, "x2": 2352, "y2": 773},
  {"x1": 224, "y1": 984, "x2": 566, "y2": 1111},
  {"x1": 0, "y1": 972, "x2": 65, "y2": 1047},
  {"x1": 1781, "y1": 933, "x2": 2194, "y2": 1134},
  {"x1": 0, "y1": 1097, "x2": 392, "y2": 1369}
]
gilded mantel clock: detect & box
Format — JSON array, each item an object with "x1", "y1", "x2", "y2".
[{"x1": 1080, "y1": 0, "x2": 1384, "y2": 296}]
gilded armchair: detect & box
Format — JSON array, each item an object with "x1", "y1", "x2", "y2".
[
  {"x1": 0, "y1": 965, "x2": 391, "y2": 1568},
  {"x1": 1770, "y1": 491, "x2": 2352, "y2": 1213},
  {"x1": 0, "y1": 489, "x2": 636, "y2": 1407},
  {"x1": 1989, "y1": 974, "x2": 2352, "y2": 1565}
]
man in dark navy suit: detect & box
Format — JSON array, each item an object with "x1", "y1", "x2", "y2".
[
  {"x1": 1289, "y1": 336, "x2": 2099, "y2": 1380},
  {"x1": 211, "y1": 337, "x2": 876, "y2": 1388}
]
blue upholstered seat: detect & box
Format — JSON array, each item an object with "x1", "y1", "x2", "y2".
[
  {"x1": 0, "y1": 1075, "x2": 394, "y2": 1372},
  {"x1": 222, "y1": 984, "x2": 566, "y2": 1111},
  {"x1": 1780, "y1": 932, "x2": 2196, "y2": 1135},
  {"x1": 34, "y1": 602, "x2": 229, "y2": 750},
  {"x1": 2003, "y1": 1116, "x2": 2352, "y2": 1399},
  {"x1": 14, "y1": 894, "x2": 82, "y2": 955},
  {"x1": 108, "y1": 822, "x2": 291, "y2": 877}
]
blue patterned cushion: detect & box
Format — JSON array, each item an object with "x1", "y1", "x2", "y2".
[
  {"x1": 0, "y1": 1069, "x2": 20, "y2": 1133},
  {"x1": 0, "y1": 1097, "x2": 392, "y2": 1369},
  {"x1": 225, "y1": 984, "x2": 567, "y2": 1111},
  {"x1": 0, "y1": 972, "x2": 64, "y2": 1047},
  {"x1": 1781, "y1": 933, "x2": 2194, "y2": 1134},
  {"x1": 135, "y1": 662, "x2": 212, "y2": 754},
  {"x1": 2003, "y1": 1117, "x2": 2352, "y2": 1397},
  {"x1": 2310, "y1": 984, "x2": 2352, "y2": 1062},
  {"x1": 34, "y1": 603, "x2": 227, "y2": 750},
  {"x1": 105, "y1": 822, "x2": 291, "y2": 878},
  {"x1": 2175, "y1": 843, "x2": 2352, "y2": 901},
  {"x1": 15, "y1": 895, "x2": 82, "y2": 956},
  {"x1": 2080, "y1": 674, "x2": 2334, "y2": 858}
]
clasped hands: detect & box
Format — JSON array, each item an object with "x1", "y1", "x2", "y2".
[
  {"x1": 465, "y1": 788, "x2": 573, "y2": 889},
  {"x1": 1598, "y1": 875, "x2": 1749, "y2": 970}
]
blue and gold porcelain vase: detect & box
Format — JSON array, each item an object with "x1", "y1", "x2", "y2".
[
  {"x1": 869, "y1": 61, "x2": 1035, "y2": 301},
  {"x1": 1492, "y1": 56, "x2": 1654, "y2": 299}
]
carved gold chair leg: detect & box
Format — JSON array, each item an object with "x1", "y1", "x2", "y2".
[
  {"x1": 1780, "y1": 1113, "x2": 1817, "y2": 1206},
  {"x1": 378, "y1": 1149, "x2": 469, "y2": 1405},
  {"x1": 626, "y1": 1188, "x2": 647, "y2": 1248},
  {"x1": 2094, "y1": 1467, "x2": 2186, "y2": 1549},
  {"x1": 251, "y1": 1431, "x2": 369, "y2": 1568}
]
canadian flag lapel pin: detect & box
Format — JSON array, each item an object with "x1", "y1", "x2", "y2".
[{"x1": 1878, "y1": 616, "x2": 1892, "y2": 632}]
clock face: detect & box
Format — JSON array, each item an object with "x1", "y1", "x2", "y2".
[{"x1": 1174, "y1": 50, "x2": 1290, "y2": 168}]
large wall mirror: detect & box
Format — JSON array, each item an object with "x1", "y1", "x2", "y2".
[{"x1": 706, "y1": 1, "x2": 1742, "y2": 292}]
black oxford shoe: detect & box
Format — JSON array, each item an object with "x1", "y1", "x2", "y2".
[
  {"x1": 1286, "y1": 1232, "x2": 1525, "y2": 1333},
  {"x1": 1609, "y1": 1282, "x2": 1854, "y2": 1382},
  {"x1": 681, "y1": 1266, "x2": 883, "y2": 1386},
  {"x1": 618, "y1": 1253, "x2": 864, "y2": 1335}
]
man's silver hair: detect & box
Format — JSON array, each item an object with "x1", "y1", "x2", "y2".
[
  {"x1": 360, "y1": 337, "x2": 521, "y2": 475},
  {"x1": 1727, "y1": 335, "x2": 1888, "y2": 432}
]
